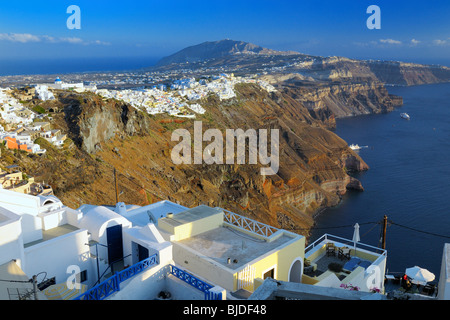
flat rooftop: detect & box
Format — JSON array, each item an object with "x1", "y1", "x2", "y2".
[
  {"x1": 24, "y1": 224, "x2": 79, "y2": 248},
  {"x1": 0, "y1": 213, "x2": 9, "y2": 224},
  {"x1": 0, "y1": 207, "x2": 20, "y2": 225},
  {"x1": 177, "y1": 225, "x2": 295, "y2": 270},
  {"x1": 160, "y1": 206, "x2": 222, "y2": 227}
]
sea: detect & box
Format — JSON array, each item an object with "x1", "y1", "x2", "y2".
[
  {"x1": 0, "y1": 57, "x2": 159, "y2": 76},
  {"x1": 309, "y1": 82, "x2": 450, "y2": 280}
]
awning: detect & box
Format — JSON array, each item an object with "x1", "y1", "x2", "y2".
[{"x1": 0, "y1": 260, "x2": 46, "y2": 300}]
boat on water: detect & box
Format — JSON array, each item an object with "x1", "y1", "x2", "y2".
[
  {"x1": 400, "y1": 113, "x2": 410, "y2": 120},
  {"x1": 349, "y1": 144, "x2": 368, "y2": 151}
]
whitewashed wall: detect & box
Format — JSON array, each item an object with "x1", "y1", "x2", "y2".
[
  {"x1": 23, "y1": 229, "x2": 95, "y2": 287},
  {"x1": 0, "y1": 209, "x2": 25, "y2": 268}
]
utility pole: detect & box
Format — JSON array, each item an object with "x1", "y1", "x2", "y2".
[
  {"x1": 32, "y1": 275, "x2": 38, "y2": 300},
  {"x1": 381, "y1": 215, "x2": 388, "y2": 250},
  {"x1": 114, "y1": 168, "x2": 119, "y2": 204}
]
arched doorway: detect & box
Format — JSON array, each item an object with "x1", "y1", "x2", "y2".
[{"x1": 288, "y1": 258, "x2": 303, "y2": 283}]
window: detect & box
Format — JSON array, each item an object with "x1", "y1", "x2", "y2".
[{"x1": 77, "y1": 270, "x2": 88, "y2": 283}]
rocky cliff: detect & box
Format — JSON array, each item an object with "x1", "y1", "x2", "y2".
[
  {"x1": 366, "y1": 61, "x2": 450, "y2": 86},
  {"x1": 281, "y1": 81, "x2": 403, "y2": 120},
  {"x1": 8, "y1": 84, "x2": 369, "y2": 237}
]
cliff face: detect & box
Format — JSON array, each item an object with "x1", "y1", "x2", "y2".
[
  {"x1": 33, "y1": 84, "x2": 368, "y2": 236},
  {"x1": 367, "y1": 61, "x2": 450, "y2": 86},
  {"x1": 59, "y1": 93, "x2": 151, "y2": 153},
  {"x1": 298, "y1": 56, "x2": 450, "y2": 86},
  {"x1": 282, "y1": 81, "x2": 403, "y2": 120}
]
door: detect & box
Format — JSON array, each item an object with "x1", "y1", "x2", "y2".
[
  {"x1": 106, "y1": 225, "x2": 123, "y2": 266},
  {"x1": 138, "y1": 244, "x2": 149, "y2": 262},
  {"x1": 263, "y1": 268, "x2": 275, "y2": 280}
]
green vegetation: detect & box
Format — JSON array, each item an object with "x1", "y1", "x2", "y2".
[{"x1": 32, "y1": 105, "x2": 46, "y2": 114}]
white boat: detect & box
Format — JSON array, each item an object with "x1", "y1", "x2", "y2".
[
  {"x1": 349, "y1": 144, "x2": 368, "y2": 151},
  {"x1": 400, "y1": 113, "x2": 410, "y2": 120}
]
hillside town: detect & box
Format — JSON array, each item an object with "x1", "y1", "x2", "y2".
[
  {"x1": 0, "y1": 74, "x2": 448, "y2": 303},
  {"x1": 0, "y1": 87, "x2": 68, "y2": 155},
  {"x1": 95, "y1": 73, "x2": 276, "y2": 118}
]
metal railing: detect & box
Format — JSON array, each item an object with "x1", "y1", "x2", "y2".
[
  {"x1": 169, "y1": 265, "x2": 222, "y2": 300},
  {"x1": 74, "y1": 254, "x2": 158, "y2": 300},
  {"x1": 221, "y1": 208, "x2": 279, "y2": 238},
  {"x1": 305, "y1": 233, "x2": 386, "y2": 256}
]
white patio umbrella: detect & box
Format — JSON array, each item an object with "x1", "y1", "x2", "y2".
[
  {"x1": 352, "y1": 223, "x2": 360, "y2": 254},
  {"x1": 405, "y1": 266, "x2": 435, "y2": 285}
]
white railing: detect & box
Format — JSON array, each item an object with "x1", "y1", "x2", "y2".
[
  {"x1": 220, "y1": 208, "x2": 279, "y2": 238},
  {"x1": 305, "y1": 233, "x2": 386, "y2": 256},
  {"x1": 237, "y1": 264, "x2": 256, "y2": 291}
]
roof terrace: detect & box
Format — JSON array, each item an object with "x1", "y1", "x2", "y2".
[
  {"x1": 303, "y1": 234, "x2": 387, "y2": 291},
  {"x1": 178, "y1": 225, "x2": 296, "y2": 270}
]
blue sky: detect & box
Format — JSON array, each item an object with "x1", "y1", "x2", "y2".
[{"x1": 0, "y1": 0, "x2": 449, "y2": 66}]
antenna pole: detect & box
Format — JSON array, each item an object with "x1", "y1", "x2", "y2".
[
  {"x1": 382, "y1": 215, "x2": 388, "y2": 250},
  {"x1": 114, "y1": 168, "x2": 119, "y2": 204}
]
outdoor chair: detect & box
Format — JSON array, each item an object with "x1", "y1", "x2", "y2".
[
  {"x1": 338, "y1": 247, "x2": 351, "y2": 260},
  {"x1": 422, "y1": 284, "x2": 436, "y2": 296},
  {"x1": 326, "y1": 243, "x2": 336, "y2": 256}
]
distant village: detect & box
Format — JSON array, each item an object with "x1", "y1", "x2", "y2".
[{"x1": 95, "y1": 73, "x2": 276, "y2": 118}]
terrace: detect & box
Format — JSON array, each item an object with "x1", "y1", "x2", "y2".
[
  {"x1": 303, "y1": 234, "x2": 387, "y2": 292},
  {"x1": 23, "y1": 224, "x2": 79, "y2": 248}
]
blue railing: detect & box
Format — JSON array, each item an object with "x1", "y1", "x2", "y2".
[
  {"x1": 204, "y1": 290, "x2": 223, "y2": 300},
  {"x1": 74, "y1": 254, "x2": 158, "y2": 300},
  {"x1": 169, "y1": 264, "x2": 222, "y2": 300}
]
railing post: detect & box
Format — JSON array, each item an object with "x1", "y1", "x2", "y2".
[{"x1": 115, "y1": 274, "x2": 120, "y2": 292}]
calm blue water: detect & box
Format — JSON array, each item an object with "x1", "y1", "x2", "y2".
[
  {"x1": 310, "y1": 82, "x2": 450, "y2": 279},
  {"x1": 0, "y1": 57, "x2": 159, "y2": 76}
]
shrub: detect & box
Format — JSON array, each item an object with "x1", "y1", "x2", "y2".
[{"x1": 328, "y1": 262, "x2": 343, "y2": 273}]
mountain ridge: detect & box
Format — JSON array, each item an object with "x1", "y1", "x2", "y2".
[
  {"x1": 153, "y1": 39, "x2": 450, "y2": 87},
  {"x1": 156, "y1": 39, "x2": 300, "y2": 67}
]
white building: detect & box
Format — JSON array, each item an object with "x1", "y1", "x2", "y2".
[
  {"x1": 0, "y1": 189, "x2": 94, "y2": 292},
  {"x1": 35, "y1": 85, "x2": 55, "y2": 101},
  {"x1": 46, "y1": 77, "x2": 84, "y2": 91},
  {"x1": 438, "y1": 243, "x2": 450, "y2": 300},
  {"x1": 0, "y1": 190, "x2": 180, "y2": 300}
]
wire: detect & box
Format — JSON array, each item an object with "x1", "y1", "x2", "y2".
[
  {"x1": 389, "y1": 221, "x2": 450, "y2": 239},
  {"x1": 361, "y1": 222, "x2": 380, "y2": 238},
  {"x1": 103, "y1": 162, "x2": 164, "y2": 201},
  {"x1": 0, "y1": 279, "x2": 31, "y2": 283},
  {"x1": 285, "y1": 221, "x2": 380, "y2": 232}
]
